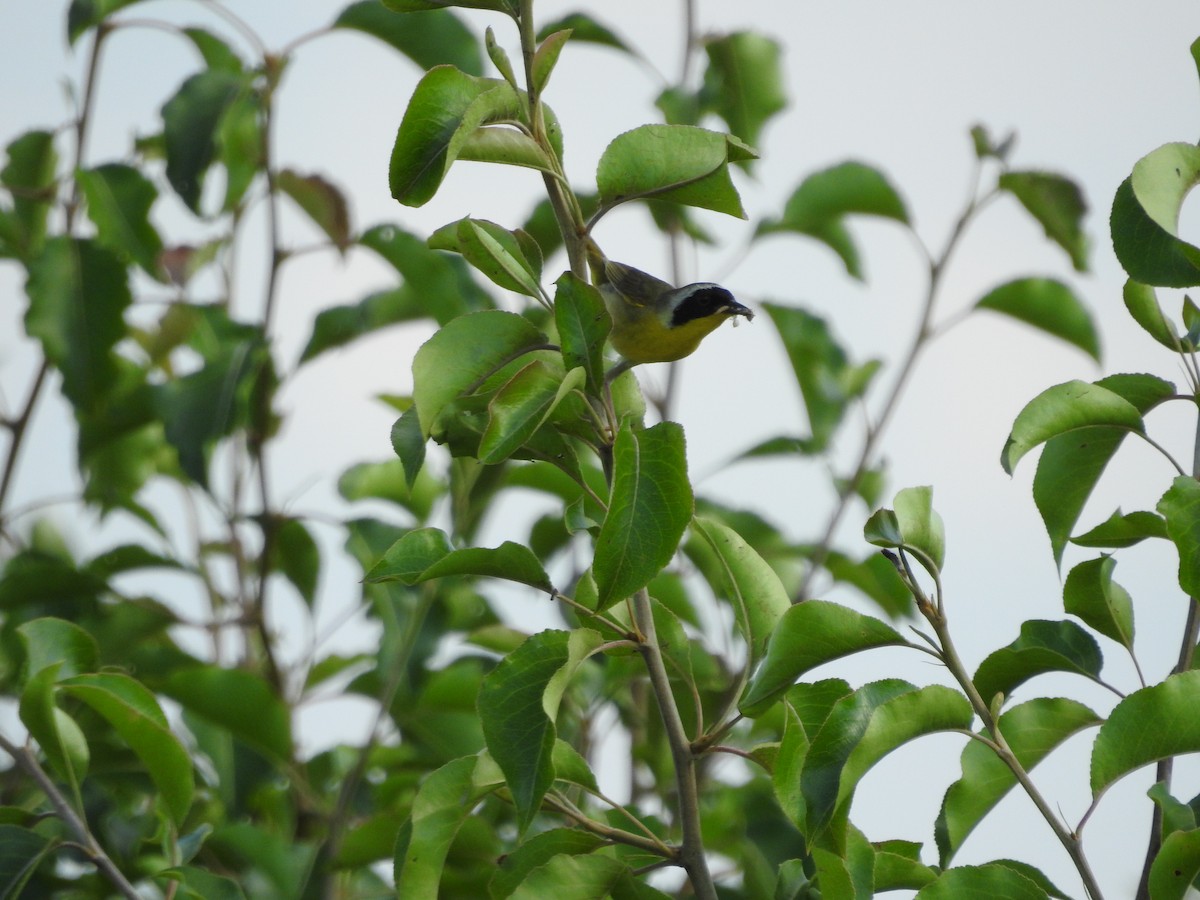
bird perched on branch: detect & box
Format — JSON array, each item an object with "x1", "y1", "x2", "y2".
[{"x1": 584, "y1": 239, "x2": 752, "y2": 370}]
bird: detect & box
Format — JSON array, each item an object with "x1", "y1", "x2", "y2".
[{"x1": 584, "y1": 239, "x2": 753, "y2": 371}]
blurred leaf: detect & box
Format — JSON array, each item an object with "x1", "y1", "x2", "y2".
[
  {"x1": 154, "y1": 339, "x2": 265, "y2": 488},
  {"x1": 935, "y1": 697, "x2": 1100, "y2": 865},
  {"x1": 59, "y1": 672, "x2": 194, "y2": 824},
  {"x1": 509, "y1": 854, "x2": 655, "y2": 898},
  {"x1": 593, "y1": 422, "x2": 693, "y2": 609},
  {"x1": 274, "y1": 519, "x2": 320, "y2": 607},
  {"x1": 0, "y1": 825, "x2": 53, "y2": 899},
  {"x1": 182, "y1": 27, "x2": 244, "y2": 73},
  {"x1": 1033, "y1": 373, "x2": 1175, "y2": 567},
  {"x1": 826, "y1": 550, "x2": 912, "y2": 618},
  {"x1": 0, "y1": 130, "x2": 58, "y2": 259},
  {"x1": 1159, "y1": 476, "x2": 1200, "y2": 597},
  {"x1": 215, "y1": 92, "x2": 261, "y2": 212},
  {"x1": 756, "y1": 162, "x2": 909, "y2": 279},
  {"x1": 161, "y1": 70, "x2": 247, "y2": 213},
  {"x1": 974, "y1": 278, "x2": 1099, "y2": 360},
  {"x1": 19, "y1": 664, "x2": 89, "y2": 791},
  {"x1": 740, "y1": 601, "x2": 905, "y2": 716},
  {"x1": 595, "y1": 124, "x2": 756, "y2": 219},
  {"x1": 1000, "y1": 379, "x2": 1144, "y2": 475},
  {"x1": 338, "y1": 457, "x2": 440, "y2": 519},
  {"x1": 912, "y1": 864, "x2": 1049, "y2": 899},
  {"x1": 164, "y1": 666, "x2": 293, "y2": 761},
  {"x1": 690, "y1": 517, "x2": 788, "y2": 666},
  {"x1": 999, "y1": 171, "x2": 1089, "y2": 271},
  {"x1": 366, "y1": 526, "x2": 554, "y2": 592},
  {"x1": 537, "y1": 13, "x2": 631, "y2": 52},
  {"x1": 78, "y1": 163, "x2": 163, "y2": 276},
  {"x1": 1063, "y1": 556, "x2": 1134, "y2": 649},
  {"x1": 17, "y1": 618, "x2": 97, "y2": 679},
  {"x1": 161, "y1": 865, "x2": 248, "y2": 900},
  {"x1": 1149, "y1": 828, "x2": 1200, "y2": 900},
  {"x1": 363, "y1": 221, "x2": 494, "y2": 319},
  {"x1": 1092, "y1": 670, "x2": 1200, "y2": 797},
  {"x1": 412, "y1": 310, "x2": 547, "y2": 437},
  {"x1": 764, "y1": 303, "x2": 861, "y2": 450},
  {"x1": 1072, "y1": 509, "x2": 1167, "y2": 549},
  {"x1": 701, "y1": 32, "x2": 786, "y2": 151},
  {"x1": 334, "y1": 2, "x2": 482, "y2": 74},
  {"x1": 300, "y1": 287, "x2": 426, "y2": 361},
  {"x1": 478, "y1": 629, "x2": 601, "y2": 832},
  {"x1": 973, "y1": 619, "x2": 1103, "y2": 704},
  {"x1": 67, "y1": 0, "x2": 146, "y2": 44},
  {"x1": 391, "y1": 407, "x2": 427, "y2": 490},
  {"x1": 384, "y1": 0, "x2": 515, "y2": 12},
  {"x1": 1111, "y1": 143, "x2": 1200, "y2": 287},
  {"x1": 393, "y1": 755, "x2": 504, "y2": 897},
  {"x1": 25, "y1": 237, "x2": 131, "y2": 415},
  {"x1": 277, "y1": 169, "x2": 351, "y2": 251}
]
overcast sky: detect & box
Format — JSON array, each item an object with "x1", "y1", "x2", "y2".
[{"x1": 4, "y1": 2, "x2": 1200, "y2": 895}]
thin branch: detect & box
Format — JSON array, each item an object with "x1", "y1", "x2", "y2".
[{"x1": 0, "y1": 733, "x2": 141, "y2": 899}]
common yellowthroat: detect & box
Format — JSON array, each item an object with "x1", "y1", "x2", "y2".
[{"x1": 584, "y1": 240, "x2": 752, "y2": 367}]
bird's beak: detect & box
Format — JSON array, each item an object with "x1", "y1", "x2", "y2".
[{"x1": 725, "y1": 301, "x2": 754, "y2": 322}]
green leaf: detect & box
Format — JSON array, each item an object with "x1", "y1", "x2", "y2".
[
  {"x1": 430, "y1": 217, "x2": 544, "y2": 297},
  {"x1": 756, "y1": 162, "x2": 909, "y2": 279},
  {"x1": 689, "y1": 517, "x2": 788, "y2": 666},
  {"x1": 154, "y1": 339, "x2": 265, "y2": 488},
  {"x1": 1063, "y1": 556, "x2": 1134, "y2": 649},
  {"x1": 393, "y1": 754, "x2": 505, "y2": 897},
  {"x1": 182, "y1": 27, "x2": 244, "y2": 73},
  {"x1": 864, "y1": 485, "x2": 945, "y2": 579},
  {"x1": 366, "y1": 526, "x2": 554, "y2": 592},
  {"x1": 391, "y1": 406, "x2": 427, "y2": 490},
  {"x1": 803, "y1": 684, "x2": 972, "y2": 843},
  {"x1": 480, "y1": 362, "x2": 582, "y2": 464},
  {"x1": 537, "y1": 13, "x2": 632, "y2": 53},
  {"x1": 1072, "y1": 509, "x2": 1167, "y2": 549},
  {"x1": 19, "y1": 664, "x2": 89, "y2": 791},
  {"x1": 333, "y1": 2, "x2": 482, "y2": 74},
  {"x1": 274, "y1": 519, "x2": 320, "y2": 607},
  {"x1": 741, "y1": 601, "x2": 905, "y2": 717},
  {"x1": 700, "y1": 32, "x2": 787, "y2": 151},
  {"x1": 1123, "y1": 279, "x2": 1196, "y2": 351},
  {"x1": 509, "y1": 854, "x2": 651, "y2": 899},
  {"x1": 162, "y1": 866, "x2": 248, "y2": 900},
  {"x1": 764, "y1": 303, "x2": 864, "y2": 449},
  {"x1": 593, "y1": 422, "x2": 693, "y2": 609},
  {"x1": 874, "y1": 840, "x2": 938, "y2": 892},
  {"x1": 390, "y1": 67, "x2": 542, "y2": 207},
  {"x1": 935, "y1": 698, "x2": 1100, "y2": 865},
  {"x1": 998, "y1": 171, "x2": 1089, "y2": 271},
  {"x1": 59, "y1": 673, "x2": 194, "y2": 824},
  {"x1": 913, "y1": 864, "x2": 1048, "y2": 899},
  {"x1": 478, "y1": 629, "x2": 602, "y2": 832},
  {"x1": 1033, "y1": 373, "x2": 1175, "y2": 567},
  {"x1": 973, "y1": 619, "x2": 1102, "y2": 706},
  {"x1": 975, "y1": 278, "x2": 1099, "y2": 361},
  {"x1": 17, "y1": 617, "x2": 98, "y2": 679},
  {"x1": 532, "y1": 28, "x2": 572, "y2": 94},
  {"x1": 1111, "y1": 143, "x2": 1200, "y2": 287},
  {"x1": 490, "y1": 828, "x2": 607, "y2": 899},
  {"x1": 1000, "y1": 379, "x2": 1145, "y2": 475},
  {"x1": 826, "y1": 550, "x2": 913, "y2": 618},
  {"x1": 338, "y1": 457, "x2": 439, "y2": 519},
  {"x1": 67, "y1": 0, "x2": 146, "y2": 43},
  {"x1": 595, "y1": 124, "x2": 756, "y2": 219},
  {"x1": 0, "y1": 130, "x2": 58, "y2": 260},
  {"x1": 412, "y1": 310, "x2": 547, "y2": 437},
  {"x1": 1092, "y1": 670, "x2": 1200, "y2": 797},
  {"x1": 25, "y1": 238, "x2": 132, "y2": 418},
  {"x1": 1158, "y1": 476, "x2": 1200, "y2": 597},
  {"x1": 1149, "y1": 828, "x2": 1200, "y2": 900},
  {"x1": 77, "y1": 163, "x2": 163, "y2": 276},
  {"x1": 163, "y1": 666, "x2": 292, "y2": 761},
  {"x1": 161, "y1": 70, "x2": 247, "y2": 213},
  {"x1": 277, "y1": 169, "x2": 351, "y2": 251},
  {"x1": 0, "y1": 825, "x2": 53, "y2": 899},
  {"x1": 554, "y1": 273, "x2": 610, "y2": 396},
  {"x1": 384, "y1": 0, "x2": 516, "y2": 13}
]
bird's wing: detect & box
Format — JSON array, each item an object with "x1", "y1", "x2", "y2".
[{"x1": 605, "y1": 260, "x2": 673, "y2": 307}]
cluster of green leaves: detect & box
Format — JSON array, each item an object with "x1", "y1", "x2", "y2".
[{"x1": 4, "y1": 1, "x2": 1200, "y2": 899}]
